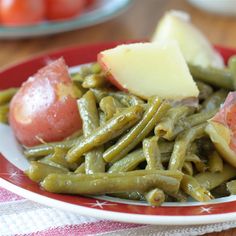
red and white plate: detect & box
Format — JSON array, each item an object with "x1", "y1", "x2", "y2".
[{"x1": 0, "y1": 42, "x2": 236, "y2": 225}]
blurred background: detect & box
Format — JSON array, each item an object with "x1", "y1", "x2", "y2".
[{"x1": 0, "y1": 0, "x2": 236, "y2": 68}]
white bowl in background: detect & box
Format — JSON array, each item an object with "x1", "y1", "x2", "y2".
[{"x1": 188, "y1": 0, "x2": 236, "y2": 16}]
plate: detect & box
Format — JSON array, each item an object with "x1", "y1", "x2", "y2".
[
  {"x1": 0, "y1": 41, "x2": 236, "y2": 225},
  {"x1": 0, "y1": 0, "x2": 131, "y2": 39}
]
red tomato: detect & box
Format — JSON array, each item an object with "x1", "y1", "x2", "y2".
[
  {"x1": 212, "y1": 92, "x2": 236, "y2": 152},
  {"x1": 0, "y1": 0, "x2": 45, "y2": 26},
  {"x1": 9, "y1": 58, "x2": 82, "y2": 147},
  {"x1": 85, "y1": 0, "x2": 96, "y2": 7},
  {"x1": 45, "y1": 0, "x2": 85, "y2": 20}
]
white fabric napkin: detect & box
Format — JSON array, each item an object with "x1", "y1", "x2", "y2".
[{"x1": 0, "y1": 188, "x2": 235, "y2": 236}]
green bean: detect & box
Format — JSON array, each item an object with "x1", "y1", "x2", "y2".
[
  {"x1": 169, "y1": 110, "x2": 216, "y2": 140},
  {"x1": 228, "y1": 55, "x2": 236, "y2": 90},
  {"x1": 144, "y1": 188, "x2": 165, "y2": 206},
  {"x1": 188, "y1": 64, "x2": 233, "y2": 90},
  {"x1": 109, "y1": 192, "x2": 145, "y2": 201},
  {"x1": 0, "y1": 88, "x2": 18, "y2": 105},
  {"x1": 159, "y1": 140, "x2": 174, "y2": 154},
  {"x1": 78, "y1": 91, "x2": 105, "y2": 174},
  {"x1": 181, "y1": 174, "x2": 213, "y2": 201},
  {"x1": 0, "y1": 103, "x2": 9, "y2": 123},
  {"x1": 182, "y1": 162, "x2": 193, "y2": 176},
  {"x1": 41, "y1": 172, "x2": 181, "y2": 195},
  {"x1": 82, "y1": 74, "x2": 106, "y2": 89},
  {"x1": 108, "y1": 149, "x2": 145, "y2": 173},
  {"x1": 25, "y1": 161, "x2": 68, "y2": 183},
  {"x1": 195, "y1": 164, "x2": 236, "y2": 190},
  {"x1": 103, "y1": 98, "x2": 170, "y2": 163},
  {"x1": 196, "y1": 81, "x2": 213, "y2": 101},
  {"x1": 24, "y1": 139, "x2": 77, "y2": 159},
  {"x1": 66, "y1": 105, "x2": 144, "y2": 163},
  {"x1": 227, "y1": 180, "x2": 236, "y2": 195},
  {"x1": 91, "y1": 88, "x2": 144, "y2": 106},
  {"x1": 143, "y1": 136, "x2": 163, "y2": 170},
  {"x1": 71, "y1": 73, "x2": 84, "y2": 83},
  {"x1": 186, "y1": 154, "x2": 207, "y2": 173},
  {"x1": 99, "y1": 96, "x2": 124, "y2": 121},
  {"x1": 168, "y1": 123, "x2": 207, "y2": 171},
  {"x1": 154, "y1": 106, "x2": 194, "y2": 139},
  {"x1": 208, "y1": 151, "x2": 223, "y2": 173},
  {"x1": 201, "y1": 89, "x2": 228, "y2": 112},
  {"x1": 74, "y1": 162, "x2": 85, "y2": 174},
  {"x1": 58, "y1": 169, "x2": 183, "y2": 182},
  {"x1": 50, "y1": 147, "x2": 78, "y2": 171}
]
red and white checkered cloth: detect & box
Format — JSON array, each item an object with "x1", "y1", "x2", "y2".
[{"x1": 1, "y1": 187, "x2": 236, "y2": 236}]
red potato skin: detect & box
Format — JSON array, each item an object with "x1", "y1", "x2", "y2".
[
  {"x1": 97, "y1": 52, "x2": 129, "y2": 93},
  {"x1": 9, "y1": 58, "x2": 82, "y2": 147},
  {"x1": 212, "y1": 92, "x2": 236, "y2": 152}
]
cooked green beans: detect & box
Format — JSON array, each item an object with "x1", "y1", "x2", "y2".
[
  {"x1": 208, "y1": 151, "x2": 223, "y2": 173},
  {"x1": 227, "y1": 180, "x2": 236, "y2": 195},
  {"x1": 201, "y1": 89, "x2": 228, "y2": 112},
  {"x1": 143, "y1": 136, "x2": 163, "y2": 170},
  {"x1": 103, "y1": 98, "x2": 170, "y2": 163},
  {"x1": 24, "y1": 139, "x2": 77, "y2": 159},
  {"x1": 25, "y1": 161, "x2": 68, "y2": 183},
  {"x1": 82, "y1": 74, "x2": 106, "y2": 89},
  {"x1": 91, "y1": 88, "x2": 144, "y2": 106},
  {"x1": 154, "y1": 106, "x2": 194, "y2": 139},
  {"x1": 66, "y1": 105, "x2": 144, "y2": 163},
  {"x1": 181, "y1": 174, "x2": 213, "y2": 201},
  {"x1": 188, "y1": 64, "x2": 233, "y2": 90},
  {"x1": 195, "y1": 164, "x2": 236, "y2": 190},
  {"x1": 196, "y1": 81, "x2": 213, "y2": 101},
  {"x1": 41, "y1": 171, "x2": 181, "y2": 195},
  {"x1": 78, "y1": 91, "x2": 105, "y2": 174},
  {"x1": 0, "y1": 88, "x2": 18, "y2": 105},
  {"x1": 144, "y1": 188, "x2": 165, "y2": 206},
  {"x1": 169, "y1": 123, "x2": 206, "y2": 171},
  {"x1": 6, "y1": 57, "x2": 236, "y2": 206},
  {"x1": 99, "y1": 96, "x2": 124, "y2": 121},
  {"x1": 108, "y1": 149, "x2": 145, "y2": 173}
]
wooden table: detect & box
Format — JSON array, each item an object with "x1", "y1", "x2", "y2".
[{"x1": 0, "y1": 0, "x2": 236, "y2": 235}]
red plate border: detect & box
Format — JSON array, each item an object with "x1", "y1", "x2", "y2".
[{"x1": 0, "y1": 41, "x2": 236, "y2": 224}]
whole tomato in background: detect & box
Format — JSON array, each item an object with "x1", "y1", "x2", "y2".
[
  {"x1": 45, "y1": 0, "x2": 85, "y2": 20},
  {"x1": 0, "y1": 0, "x2": 45, "y2": 26},
  {"x1": 85, "y1": 0, "x2": 96, "y2": 7}
]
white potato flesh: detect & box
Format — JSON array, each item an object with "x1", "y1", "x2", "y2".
[
  {"x1": 152, "y1": 10, "x2": 224, "y2": 68},
  {"x1": 99, "y1": 42, "x2": 199, "y2": 100}
]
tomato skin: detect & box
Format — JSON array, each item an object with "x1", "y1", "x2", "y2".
[
  {"x1": 85, "y1": 0, "x2": 96, "y2": 7},
  {"x1": 9, "y1": 58, "x2": 82, "y2": 147},
  {"x1": 45, "y1": 0, "x2": 85, "y2": 20},
  {"x1": 0, "y1": 0, "x2": 45, "y2": 26}
]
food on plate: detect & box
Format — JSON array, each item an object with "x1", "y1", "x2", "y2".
[
  {"x1": 98, "y1": 42, "x2": 199, "y2": 99},
  {"x1": 152, "y1": 10, "x2": 224, "y2": 68},
  {"x1": 206, "y1": 92, "x2": 236, "y2": 168},
  {"x1": 0, "y1": 0, "x2": 96, "y2": 26},
  {"x1": 9, "y1": 58, "x2": 82, "y2": 147},
  {"x1": 2, "y1": 12, "x2": 236, "y2": 207},
  {"x1": 0, "y1": 0, "x2": 45, "y2": 26}
]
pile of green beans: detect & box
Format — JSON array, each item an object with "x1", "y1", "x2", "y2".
[{"x1": 2, "y1": 60, "x2": 236, "y2": 207}]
